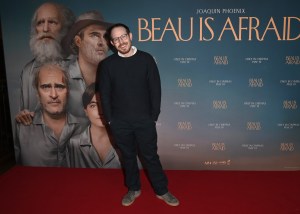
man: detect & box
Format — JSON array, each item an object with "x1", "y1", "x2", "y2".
[
  {"x1": 16, "y1": 2, "x2": 75, "y2": 125},
  {"x1": 67, "y1": 83, "x2": 121, "y2": 168},
  {"x1": 15, "y1": 61, "x2": 84, "y2": 167},
  {"x1": 97, "y1": 23, "x2": 179, "y2": 206},
  {"x1": 61, "y1": 11, "x2": 112, "y2": 118}
]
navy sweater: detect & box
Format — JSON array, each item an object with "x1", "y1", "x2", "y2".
[{"x1": 97, "y1": 50, "x2": 161, "y2": 122}]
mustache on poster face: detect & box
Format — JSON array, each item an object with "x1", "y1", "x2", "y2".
[
  {"x1": 47, "y1": 100, "x2": 61, "y2": 104},
  {"x1": 37, "y1": 33, "x2": 56, "y2": 40}
]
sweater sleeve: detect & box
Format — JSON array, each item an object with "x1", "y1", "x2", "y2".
[{"x1": 148, "y1": 56, "x2": 161, "y2": 121}]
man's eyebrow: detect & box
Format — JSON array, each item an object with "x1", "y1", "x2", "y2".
[
  {"x1": 54, "y1": 83, "x2": 66, "y2": 86},
  {"x1": 90, "y1": 31, "x2": 102, "y2": 35},
  {"x1": 36, "y1": 18, "x2": 45, "y2": 22},
  {"x1": 39, "y1": 83, "x2": 66, "y2": 87},
  {"x1": 40, "y1": 83, "x2": 51, "y2": 86}
]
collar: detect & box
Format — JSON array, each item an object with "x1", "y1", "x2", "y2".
[
  {"x1": 118, "y1": 46, "x2": 137, "y2": 58},
  {"x1": 32, "y1": 109, "x2": 82, "y2": 125},
  {"x1": 79, "y1": 126, "x2": 92, "y2": 146}
]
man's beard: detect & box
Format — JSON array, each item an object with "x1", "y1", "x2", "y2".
[
  {"x1": 117, "y1": 41, "x2": 131, "y2": 55},
  {"x1": 30, "y1": 33, "x2": 64, "y2": 63},
  {"x1": 81, "y1": 42, "x2": 107, "y2": 65}
]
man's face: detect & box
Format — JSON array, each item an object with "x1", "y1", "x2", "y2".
[
  {"x1": 37, "y1": 66, "x2": 68, "y2": 118},
  {"x1": 110, "y1": 26, "x2": 132, "y2": 56},
  {"x1": 84, "y1": 95, "x2": 106, "y2": 127},
  {"x1": 35, "y1": 3, "x2": 63, "y2": 43},
  {"x1": 75, "y1": 24, "x2": 109, "y2": 65},
  {"x1": 30, "y1": 3, "x2": 64, "y2": 62}
]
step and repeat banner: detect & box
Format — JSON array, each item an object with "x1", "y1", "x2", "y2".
[{"x1": 1, "y1": 0, "x2": 299, "y2": 170}]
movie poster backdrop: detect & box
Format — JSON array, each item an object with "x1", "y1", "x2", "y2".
[{"x1": 0, "y1": 0, "x2": 299, "y2": 170}]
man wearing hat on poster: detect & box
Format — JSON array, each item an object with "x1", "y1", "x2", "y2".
[{"x1": 62, "y1": 10, "x2": 113, "y2": 118}]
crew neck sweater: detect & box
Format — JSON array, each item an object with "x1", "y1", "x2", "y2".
[{"x1": 97, "y1": 50, "x2": 161, "y2": 122}]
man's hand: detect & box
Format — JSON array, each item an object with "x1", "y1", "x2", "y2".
[{"x1": 15, "y1": 109, "x2": 34, "y2": 125}]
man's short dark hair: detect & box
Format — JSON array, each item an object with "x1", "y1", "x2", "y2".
[{"x1": 105, "y1": 23, "x2": 131, "y2": 41}]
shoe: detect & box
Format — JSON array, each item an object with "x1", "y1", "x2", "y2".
[
  {"x1": 122, "y1": 190, "x2": 141, "y2": 206},
  {"x1": 156, "y1": 191, "x2": 179, "y2": 206}
]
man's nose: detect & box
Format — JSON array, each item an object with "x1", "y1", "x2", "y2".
[
  {"x1": 97, "y1": 37, "x2": 104, "y2": 46},
  {"x1": 43, "y1": 22, "x2": 49, "y2": 32},
  {"x1": 49, "y1": 87, "x2": 58, "y2": 97}
]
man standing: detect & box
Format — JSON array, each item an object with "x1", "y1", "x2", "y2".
[
  {"x1": 97, "y1": 23, "x2": 179, "y2": 206},
  {"x1": 15, "y1": 62, "x2": 83, "y2": 167},
  {"x1": 16, "y1": 2, "x2": 75, "y2": 125},
  {"x1": 61, "y1": 11, "x2": 112, "y2": 118}
]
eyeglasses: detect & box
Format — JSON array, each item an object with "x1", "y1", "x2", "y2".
[{"x1": 111, "y1": 33, "x2": 128, "y2": 44}]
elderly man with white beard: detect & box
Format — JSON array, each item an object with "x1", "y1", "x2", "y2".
[{"x1": 16, "y1": 2, "x2": 75, "y2": 125}]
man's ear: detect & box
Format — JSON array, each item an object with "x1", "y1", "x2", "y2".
[
  {"x1": 129, "y1": 32, "x2": 133, "y2": 41},
  {"x1": 110, "y1": 40, "x2": 115, "y2": 47},
  {"x1": 74, "y1": 35, "x2": 81, "y2": 48}
]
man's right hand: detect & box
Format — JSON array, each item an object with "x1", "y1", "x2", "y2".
[{"x1": 15, "y1": 109, "x2": 34, "y2": 125}]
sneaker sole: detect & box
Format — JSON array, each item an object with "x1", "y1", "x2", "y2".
[
  {"x1": 122, "y1": 191, "x2": 141, "y2": 206},
  {"x1": 156, "y1": 195, "x2": 179, "y2": 206}
]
